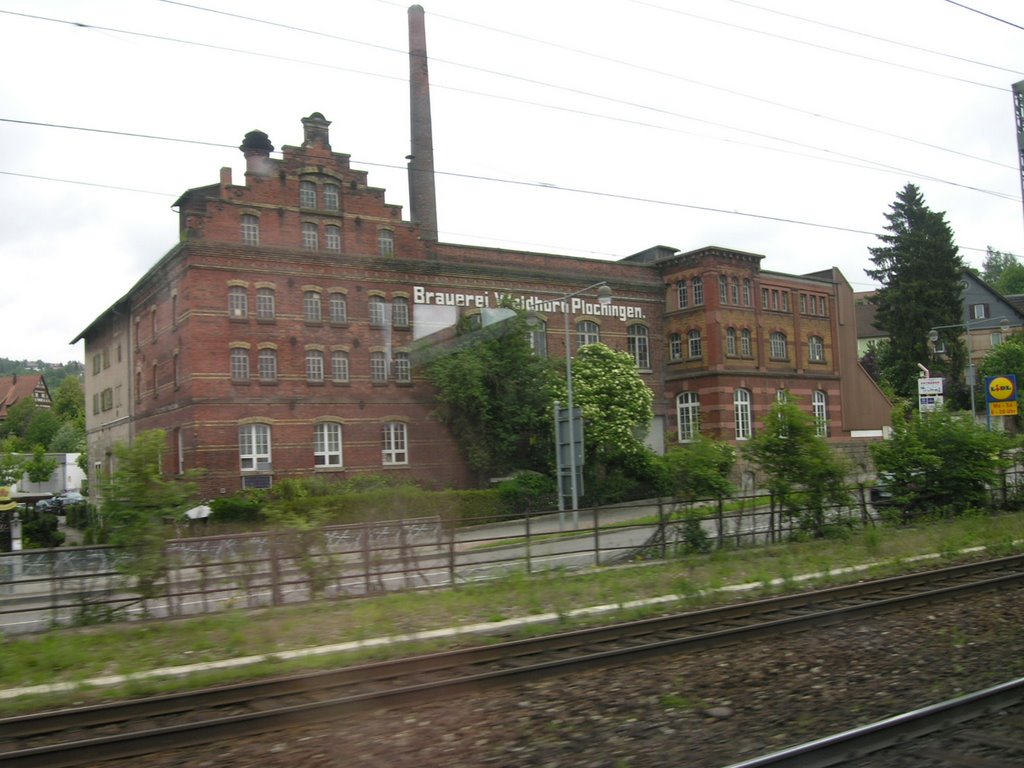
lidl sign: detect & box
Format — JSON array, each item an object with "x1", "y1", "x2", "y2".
[{"x1": 986, "y1": 374, "x2": 1018, "y2": 416}]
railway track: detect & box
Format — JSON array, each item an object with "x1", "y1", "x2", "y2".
[
  {"x1": 724, "y1": 676, "x2": 1024, "y2": 767},
  {"x1": 4, "y1": 553, "x2": 1024, "y2": 768}
]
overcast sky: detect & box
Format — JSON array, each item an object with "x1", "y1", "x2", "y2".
[{"x1": 3, "y1": 0, "x2": 1023, "y2": 365}]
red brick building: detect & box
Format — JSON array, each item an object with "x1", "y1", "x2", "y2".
[{"x1": 75, "y1": 112, "x2": 889, "y2": 498}]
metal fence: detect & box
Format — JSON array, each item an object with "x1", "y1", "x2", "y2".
[{"x1": 2, "y1": 473, "x2": 1021, "y2": 635}]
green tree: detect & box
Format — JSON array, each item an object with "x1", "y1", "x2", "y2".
[
  {"x1": 743, "y1": 394, "x2": 850, "y2": 537},
  {"x1": 425, "y1": 310, "x2": 558, "y2": 483},
  {"x1": 0, "y1": 451, "x2": 25, "y2": 486},
  {"x1": 562, "y1": 343, "x2": 655, "y2": 502},
  {"x1": 50, "y1": 421, "x2": 86, "y2": 453},
  {"x1": 24, "y1": 445, "x2": 57, "y2": 484},
  {"x1": 866, "y1": 183, "x2": 966, "y2": 402},
  {"x1": 25, "y1": 408, "x2": 61, "y2": 451},
  {"x1": 871, "y1": 406, "x2": 1009, "y2": 519},
  {"x1": 981, "y1": 248, "x2": 1024, "y2": 295},
  {"x1": 658, "y1": 435, "x2": 735, "y2": 504},
  {"x1": 100, "y1": 430, "x2": 201, "y2": 607},
  {"x1": 51, "y1": 376, "x2": 85, "y2": 428},
  {"x1": 0, "y1": 398, "x2": 36, "y2": 444},
  {"x1": 979, "y1": 332, "x2": 1024, "y2": 428}
]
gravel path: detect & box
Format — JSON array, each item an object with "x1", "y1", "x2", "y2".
[{"x1": 104, "y1": 583, "x2": 1024, "y2": 768}]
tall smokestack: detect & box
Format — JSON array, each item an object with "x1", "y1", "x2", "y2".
[{"x1": 408, "y1": 4, "x2": 439, "y2": 243}]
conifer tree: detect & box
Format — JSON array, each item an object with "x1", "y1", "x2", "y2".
[{"x1": 865, "y1": 184, "x2": 965, "y2": 402}]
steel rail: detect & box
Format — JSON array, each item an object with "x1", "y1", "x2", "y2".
[
  {"x1": 720, "y1": 677, "x2": 1024, "y2": 768},
  {"x1": 3, "y1": 554, "x2": 1024, "y2": 767}
]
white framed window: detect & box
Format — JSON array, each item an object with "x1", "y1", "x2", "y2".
[
  {"x1": 730, "y1": 277, "x2": 740, "y2": 305},
  {"x1": 992, "y1": 331, "x2": 1004, "y2": 347},
  {"x1": 230, "y1": 348, "x2": 249, "y2": 381},
  {"x1": 734, "y1": 388, "x2": 752, "y2": 440},
  {"x1": 369, "y1": 296, "x2": 387, "y2": 327},
  {"x1": 382, "y1": 421, "x2": 408, "y2": 465},
  {"x1": 726, "y1": 327, "x2": 737, "y2": 356},
  {"x1": 762, "y1": 288, "x2": 770, "y2": 309},
  {"x1": 323, "y1": 183, "x2": 339, "y2": 211},
  {"x1": 306, "y1": 350, "x2": 324, "y2": 382},
  {"x1": 258, "y1": 349, "x2": 277, "y2": 381},
  {"x1": 577, "y1": 320, "x2": 600, "y2": 347},
  {"x1": 809, "y1": 335, "x2": 825, "y2": 362},
  {"x1": 770, "y1": 332, "x2": 788, "y2": 359},
  {"x1": 392, "y1": 297, "x2": 410, "y2": 327},
  {"x1": 241, "y1": 214, "x2": 259, "y2": 246},
  {"x1": 719, "y1": 276, "x2": 729, "y2": 304},
  {"x1": 325, "y1": 225, "x2": 341, "y2": 252},
  {"x1": 314, "y1": 422, "x2": 343, "y2": 467},
  {"x1": 299, "y1": 180, "x2": 317, "y2": 208},
  {"x1": 813, "y1": 390, "x2": 829, "y2": 437},
  {"x1": 329, "y1": 292, "x2": 348, "y2": 324},
  {"x1": 239, "y1": 423, "x2": 271, "y2": 471},
  {"x1": 529, "y1": 320, "x2": 548, "y2": 356},
  {"x1": 800, "y1": 294, "x2": 808, "y2": 314},
  {"x1": 677, "y1": 391, "x2": 700, "y2": 442},
  {"x1": 677, "y1": 280, "x2": 688, "y2": 309},
  {"x1": 688, "y1": 329, "x2": 702, "y2": 358},
  {"x1": 257, "y1": 287, "x2": 275, "y2": 320},
  {"x1": 692, "y1": 277, "x2": 704, "y2": 306},
  {"x1": 970, "y1": 303, "x2": 988, "y2": 320},
  {"x1": 627, "y1": 324, "x2": 650, "y2": 368},
  {"x1": 819, "y1": 296, "x2": 828, "y2": 316},
  {"x1": 302, "y1": 222, "x2": 319, "y2": 250},
  {"x1": 371, "y1": 351, "x2": 388, "y2": 382},
  {"x1": 669, "y1": 333, "x2": 682, "y2": 360},
  {"x1": 228, "y1": 286, "x2": 248, "y2": 318},
  {"x1": 378, "y1": 229, "x2": 395, "y2": 257},
  {"x1": 781, "y1": 291, "x2": 790, "y2": 312},
  {"x1": 742, "y1": 279, "x2": 752, "y2": 307},
  {"x1": 304, "y1": 290, "x2": 322, "y2": 322},
  {"x1": 331, "y1": 350, "x2": 349, "y2": 382},
  {"x1": 394, "y1": 351, "x2": 411, "y2": 383},
  {"x1": 741, "y1": 329, "x2": 752, "y2": 357}
]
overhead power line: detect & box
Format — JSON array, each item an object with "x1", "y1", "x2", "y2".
[{"x1": 943, "y1": 0, "x2": 1024, "y2": 32}]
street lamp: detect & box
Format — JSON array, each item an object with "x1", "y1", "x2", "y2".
[
  {"x1": 556, "y1": 281, "x2": 613, "y2": 529},
  {"x1": 929, "y1": 316, "x2": 1011, "y2": 417}
]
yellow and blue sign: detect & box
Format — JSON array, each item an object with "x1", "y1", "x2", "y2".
[{"x1": 986, "y1": 374, "x2": 1018, "y2": 416}]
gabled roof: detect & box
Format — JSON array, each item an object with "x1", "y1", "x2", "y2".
[{"x1": 0, "y1": 374, "x2": 50, "y2": 420}]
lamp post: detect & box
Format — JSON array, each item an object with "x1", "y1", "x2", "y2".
[
  {"x1": 556, "y1": 281, "x2": 613, "y2": 529},
  {"x1": 929, "y1": 316, "x2": 1010, "y2": 417}
]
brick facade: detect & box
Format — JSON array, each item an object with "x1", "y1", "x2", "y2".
[{"x1": 77, "y1": 114, "x2": 890, "y2": 498}]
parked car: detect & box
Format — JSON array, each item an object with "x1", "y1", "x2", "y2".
[{"x1": 36, "y1": 492, "x2": 87, "y2": 514}]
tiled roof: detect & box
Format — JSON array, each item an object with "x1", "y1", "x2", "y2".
[{"x1": 0, "y1": 374, "x2": 50, "y2": 420}]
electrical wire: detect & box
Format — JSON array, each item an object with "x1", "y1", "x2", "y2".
[{"x1": 943, "y1": 0, "x2": 1024, "y2": 32}]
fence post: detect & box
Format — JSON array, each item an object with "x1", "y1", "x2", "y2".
[
  {"x1": 269, "y1": 529, "x2": 282, "y2": 607},
  {"x1": 592, "y1": 505, "x2": 601, "y2": 566},
  {"x1": 524, "y1": 508, "x2": 532, "y2": 575},
  {"x1": 716, "y1": 498, "x2": 724, "y2": 549},
  {"x1": 363, "y1": 521, "x2": 372, "y2": 595},
  {"x1": 49, "y1": 548, "x2": 59, "y2": 628},
  {"x1": 658, "y1": 498, "x2": 666, "y2": 559},
  {"x1": 447, "y1": 524, "x2": 456, "y2": 588}
]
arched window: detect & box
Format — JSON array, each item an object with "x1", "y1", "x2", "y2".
[
  {"x1": 368, "y1": 296, "x2": 387, "y2": 327},
  {"x1": 301, "y1": 222, "x2": 319, "y2": 250},
  {"x1": 323, "y1": 183, "x2": 340, "y2": 210},
  {"x1": 692, "y1": 277, "x2": 705, "y2": 306},
  {"x1": 813, "y1": 390, "x2": 829, "y2": 437},
  {"x1": 258, "y1": 349, "x2": 277, "y2": 381},
  {"x1": 257, "y1": 287, "x2": 275, "y2": 320},
  {"x1": 324, "y1": 224, "x2": 341, "y2": 252},
  {"x1": 382, "y1": 422, "x2": 408, "y2": 465},
  {"x1": 808, "y1": 335, "x2": 825, "y2": 362},
  {"x1": 239, "y1": 423, "x2": 271, "y2": 471},
  {"x1": 392, "y1": 297, "x2": 410, "y2": 327},
  {"x1": 677, "y1": 280, "x2": 688, "y2": 309},
  {"x1": 677, "y1": 392, "x2": 700, "y2": 442},
  {"x1": 742, "y1": 279, "x2": 752, "y2": 306},
  {"x1": 228, "y1": 286, "x2": 248, "y2": 319},
  {"x1": 770, "y1": 332, "x2": 788, "y2": 359},
  {"x1": 687, "y1": 329, "x2": 702, "y2": 358},
  {"x1": 304, "y1": 290, "x2": 322, "y2": 322},
  {"x1": 719, "y1": 276, "x2": 729, "y2": 304},
  {"x1": 726, "y1": 327, "x2": 737, "y2": 356},
  {"x1": 230, "y1": 348, "x2": 249, "y2": 381},
  {"x1": 299, "y1": 180, "x2": 317, "y2": 208},
  {"x1": 394, "y1": 351, "x2": 412, "y2": 383},
  {"x1": 627, "y1": 324, "x2": 650, "y2": 368},
  {"x1": 331, "y1": 351, "x2": 349, "y2": 383},
  {"x1": 730, "y1": 277, "x2": 740, "y2": 305},
  {"x1": 669, "y1": 333, "x2": 682, "y2": 360},
  {"x1": 305, "y1": 350, "x2": 324, "y2": 382},
  {"x1": 740, "y1": 329, "x2": 752, "y2": 357},
  {"x1": 329, "y1": 292, "x2": 348, "y2": 324},
  {"x1": 529, "y1": 320, "x2": 548, "y2": 357},
  {"x1": 371, "y1": 351, "x2": 388, "y2": 382},
  {"x1": 378, "y1": 229, "x2": 395, "y2": 257},
  {"x1": 577, "y1": 320, "x2": 600, "y2": 347},
  {"x1": 734, "y1": 389, "x2": 752, "y2": 440},
  {"x1": 314, "y1": 422, "x2": 343, "y2": 467}
]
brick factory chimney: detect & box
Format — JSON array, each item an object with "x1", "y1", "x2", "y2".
[
  {"x1": 408, "y1": 4, "x2": 439, "y2": 243},
  {"x1": 240, "y1": 129, "x2": 274, "y2": 177}
]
